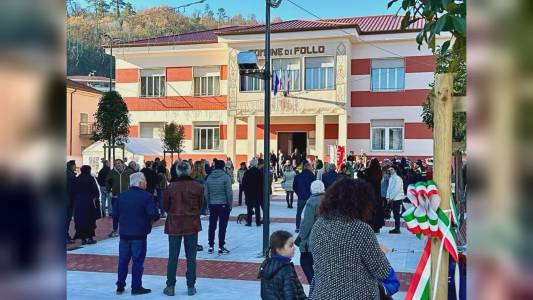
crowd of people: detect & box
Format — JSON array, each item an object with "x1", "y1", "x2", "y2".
[{"x1": 66, "y1": 149, "x2": 433, "y2": 298}]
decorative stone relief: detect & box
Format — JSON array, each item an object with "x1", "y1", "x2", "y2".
[
  {"x1": 335, "y1": 42, "x2": 347, "y2": 105},
  {"x1": 228, "y1": 49, "x2": 238, "y2": 115}
]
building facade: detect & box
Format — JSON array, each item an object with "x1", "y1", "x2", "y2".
[
  {"x1": 67, "y1": 79, "x2": 103, "y2": 165},
  {"x1": 109, "y1": 15, "x2": 435, "y2": 164}
]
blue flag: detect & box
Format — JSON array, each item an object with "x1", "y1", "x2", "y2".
[{"x1": 273, "y1": 72, "x2": 280, "y2": 96}]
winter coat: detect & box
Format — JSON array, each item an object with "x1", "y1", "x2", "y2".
[
  {"x1": 281, "y1": 169, "x2": 296, "y2": 192},
  {"x1": 141, "y1": 167, "x2": 158, "y2": 195},
  {"x1": 72, "y1": 173, "x2": 100, "y2": 238},
  {"x1": 106, "y1": 168, "x2": 132, "y2": 197},
  {"x1": 116, "y1": 186, "x2": 159, "y2": 240},
  {"x1": 386, "y1": 174, "x2": 405, "y2": 201},
  {"x1": 237, "y1": 168, "x2": 246, "y2": 184},
  {"x1": 296, "y1": 193, "x2": 322, "y2": 253},
  {"x1": 259, "y1": 256, "x2": 308, "y2": 300},
  {"x1": 163, "y1": 177, "x2": 203, "y2": 235},
  {"x1": 293, "y1": 169, "x2": 315, "y2": 202},
  {"x1": 157, "y1": 171, "x2": 169, "y2": 190},
  {"x1": 321, "y1": 171, "x2": 339, "y2": 190},
  {"x1": 380, "y1": 173, "x2": 390, "y2": 198},
  {"x1": 242, "y1": 166, "x2": 263, "y2": 205},
  {"x1": 309, "y1": 217, "x2": 391, "y2": 300},
  {"x1": 67, "y1": 169, "x2": 76, "y2": 205},
  {"x1": 205, "y1": 169, "x2": 233, "y2": 207},
  {"x1": 96, "y1": 166, "x2": 110, "y2": 187}
]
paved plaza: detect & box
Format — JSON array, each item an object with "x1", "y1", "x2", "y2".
[{"x1": 67, "y1": 182, "x2": 420, "y2": 299}]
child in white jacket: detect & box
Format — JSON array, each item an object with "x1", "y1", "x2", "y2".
[{"x1": 386, "y1": 166, "x2": 404, "y2": 234}]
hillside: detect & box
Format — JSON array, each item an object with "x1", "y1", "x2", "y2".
[{"x1": 67, "y1": 1, "x2": 280, "y2": 77}]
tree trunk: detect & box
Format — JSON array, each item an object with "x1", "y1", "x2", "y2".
[{"x1": 430, "y1": 73, "x2": 453, "y2": 299}]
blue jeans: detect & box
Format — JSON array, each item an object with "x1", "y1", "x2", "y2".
[
  {"x1": 100, "y1": 186, "x2": 111, "y2": 216},
  {"x1": 116, "y1": 238, "x2": 147, "y2": 290},
  {"x1": 111, "y1": 197, "x2": 118, "y2": 231},
  {"x1": 166, "y1": 234, "x2": 198, "y2": 288},
  {"x1": 300, "y1": 251, "x2": 314, "y2": 284},
  {"x1": 208, "y1": 204, "x2": 230, "y2": 248},
  {"x1": 157, "y1": 188, "x2": 165, "y2": 215}
]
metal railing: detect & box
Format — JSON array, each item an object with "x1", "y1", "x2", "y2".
[{"x1": 79, "y1": 122, "x2": 95, "y2": 136}]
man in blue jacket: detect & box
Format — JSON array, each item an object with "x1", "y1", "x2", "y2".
[
  {"x1": 293, "y1": 162, "x2": 316, "y2": 232},
  {"x1": 321, "y1": 163, "x2": 339, "y2": 190},
  {"x1": 115, "y1": 172, "x2": 160, "y2": 295}
]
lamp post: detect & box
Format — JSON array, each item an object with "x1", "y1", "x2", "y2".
[
  {"x1": 262, "y1": 0, "x2": 282, "y2": 256},
  {"x1": 103, "y1": 33, "x2": 113, "y2": 92}
]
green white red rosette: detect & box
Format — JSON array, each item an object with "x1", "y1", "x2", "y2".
[{"x1": 404, "y1": 181, "x2": 460, "y2": 300}]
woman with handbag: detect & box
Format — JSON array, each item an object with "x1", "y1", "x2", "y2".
[{"x1": 73, "y1": 165, "x2": 100, "y2": 245}]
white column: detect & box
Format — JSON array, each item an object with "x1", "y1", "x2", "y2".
[
  {"x1": 227, "y1": 115, "x2": 236, "y2": 163},
  {"x1": 316, "y1": 114, "x2": 325, "y2": 161},
  {"x1": 247, "y1": 115, "x2": 256, "y2": 158},
  {"x1": 338, "y1": 113, "x2": 347, "y2": 148}
]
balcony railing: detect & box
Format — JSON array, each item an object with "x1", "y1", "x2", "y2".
[{"x1": 79, "y1": 122, "x2": 95, "y2": 136}]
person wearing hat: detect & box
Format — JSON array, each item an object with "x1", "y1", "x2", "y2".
[
  {"x1": 205, "y1": 159, "x2": 233, "y2": 255},
  {"x1": 295, "y1": 180, "x2": 325, "y2": 284}
]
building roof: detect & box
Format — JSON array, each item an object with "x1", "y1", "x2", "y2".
[
  {"x1": 112, "y1": 15, "x2": 424, "y2": 48},
  {"x1": 66, "y1": 79, "x2": 104, "y2": 95},
  {"x1": 218, "y1": 15, "x2": 424, "y2": 35},
  {"x1": 68, "y1": 75, "x2": 112, "y2": 83},
  {"x1": 112, "y1": 25, "x2": 248, "y2": 48}
]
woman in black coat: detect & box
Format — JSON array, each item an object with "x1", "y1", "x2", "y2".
[
  {"x1": 73, "y1": 165, "x2": 100, "y2": 244},
  {"x1": 361, "y1": 158, "x2": 385, "y2": 233}
]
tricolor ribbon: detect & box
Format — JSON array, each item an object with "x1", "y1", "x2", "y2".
[{"x1": 403, "y1": 181, "x2": 460, "y2": 300}]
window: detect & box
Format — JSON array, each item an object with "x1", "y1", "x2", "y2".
[
  {"x1": 194, "y1": 67, "x2": 220, "y2": 96},
  {"x1": 305, "y1": 56, "x2": 335, "y2": 90},
  {"x1": 272, "y1": 58, "x2": 300, "y2": 91},
  {"x1": 240, "y1": 60, "x2": 265, "y2": 92},
  {"x1": 140, "y1": 122, "x2": 165, "y2": 139},
  {"x1": 140, "y1": 69, "x2": 165, "y2": 97},
  {"x1": 371, "y1": 58, "x2": 405, "y2": 91},
  {"x1": 193, "y1": 125, "x2": 220, "y2": 150},
  {"x1": 371, "y1": 120, "x2": 404, "y2": 151}
]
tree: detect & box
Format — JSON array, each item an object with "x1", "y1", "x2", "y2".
[
  {"x1": 217, "y1": 8, "x2": 227, "y2": 26},
  {"x1": 162, "y1": 122, "x2": 185, "y2": 162},
  {"x1": 421, "y1": 47, "x2": 466, "y2": 142},
  {"x1": 92, "y1": 91, "x2": 130, "y2": 161},
  {"x1": 388, "y1": 0, "x2": 466, "y2": 72},
  {"x1": 123, "y1": 2, "x2": 135, "y2": 16},
  {"x1": 111, "y1": 0, "x2": 126, "y2": 18}
]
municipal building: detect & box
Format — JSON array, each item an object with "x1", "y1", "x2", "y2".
[{"x1": 108, "y1": 15, "x2": 435, "y2": 164}]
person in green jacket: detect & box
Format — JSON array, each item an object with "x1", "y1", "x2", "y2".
[{"x1": 106, "y1": 159, "x2": 133, "y2": 237}]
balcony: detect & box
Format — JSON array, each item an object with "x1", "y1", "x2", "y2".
[{"x1": 79, "y1": 122, "x2": 95, "y2": 136}]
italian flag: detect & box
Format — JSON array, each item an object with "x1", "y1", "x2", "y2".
[{"x1": 406, "y1": 239, "x2": 432, "y2": 300}]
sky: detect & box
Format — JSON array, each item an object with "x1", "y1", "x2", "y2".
[{"x1": 80, "y1": 0, "x2": 400, "y2": 21}]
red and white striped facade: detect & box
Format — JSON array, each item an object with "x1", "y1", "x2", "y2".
[{"x1": 110, "y1": 15, "x2": 436, "y2": 163}]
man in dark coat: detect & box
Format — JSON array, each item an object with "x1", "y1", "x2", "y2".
[
  {"x1": 66, "y1": 160, "x2": 77, "y2": 244},
  {"x1": 242, "y1": 159, "x2": 263, "y2": 226},
  {"x1": 97, "y1": 160, "x2": 111, "y2": 217},
  {"x1": 141, "y1": 161, "x2": 158, "y2": 196},
  {"x1": 293, "y1": 162, "x2": 316, "y2": 232},
  {"x1": 115, "y1": 172, "x2": 160, "y2": 295},
  {"x1": 321, "y1": 163, "x2": 339, "y2": 190},
  {"x1": 73, "y1": 165, "x2": 100, "y2": 245}
]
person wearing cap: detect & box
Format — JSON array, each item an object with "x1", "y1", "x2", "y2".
[
  {"x1": 115, "y1": 172, "x2": 160, "y2": 295},
  {"x1": 163, "y1": 162, "x2": 204, "y2": 296},
  {"x1": 205, "y1": 159, "x2": 233, "y2": 255},
  {"x1": 295, "y1": 180, "x2": 325, "y2": 284}
]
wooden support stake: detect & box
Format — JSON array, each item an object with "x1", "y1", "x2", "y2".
[{"x1": 431, "y1": 73, "x2": 453, "y2": 299}]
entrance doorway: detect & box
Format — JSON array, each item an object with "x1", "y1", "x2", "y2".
[{"x1": 277, "y1": 132, "x2": 307, "y2": 159}]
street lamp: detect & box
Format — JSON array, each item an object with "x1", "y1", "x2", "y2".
[
  {"x1": 103, "y1": 33, "x2": 114, "y2": 92},
  {"x1": 262, "y1": 0, "x2": 282, "y2": 256}
]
